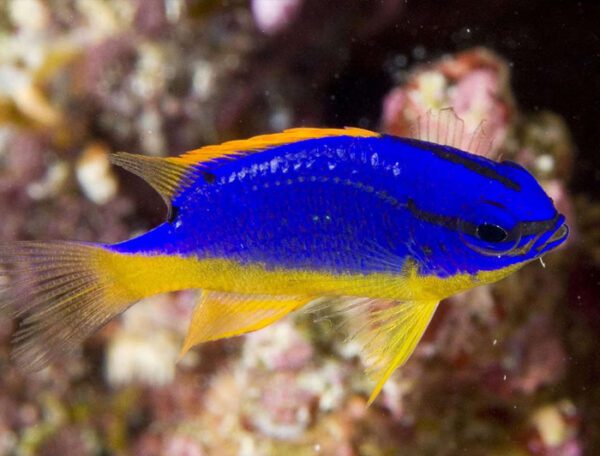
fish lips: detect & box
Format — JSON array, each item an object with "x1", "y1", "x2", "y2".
[{"x1": 532, "y1": 214, "x2": 569, "y2": 255}]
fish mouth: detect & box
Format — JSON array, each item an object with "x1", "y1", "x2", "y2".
[{"x1": 532, "y1": 214, "x2": 568, "y2": 254}]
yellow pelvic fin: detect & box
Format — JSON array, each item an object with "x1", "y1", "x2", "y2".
[
  {"x1": 179, "y1": 291, "x2": 311, "y2": 357},
  {"x1": 411, "y1": 108, "x2": 492, "y2": 156},
  {"x1": 337, "y1": 298, "x2": 439, "y2": 405},
  {"x1": 172, "y1": 127, "x2": 379, "y2": 166}
]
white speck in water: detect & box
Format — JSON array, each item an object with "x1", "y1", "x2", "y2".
[
  {"x1": 327, "y1": 161, "x2": 336, "y2": 170},
  {"x1": 270, "y1": 109, "x2": 291, "y2": 131},
  {"x1": 392, "y1": 162, "x2": 401, "y2": 176},
  {"x1": 394, "y1": 54, "x2": 408, "y2": 67},
  {"x1": 540, "y1": 257, "x2": 546, "y2": 268},
  {"x1": 493, "y1": 339, "x2": 498, "y2": 346},
  {"x1": 412, "y1": 45, "x2": 426, "y2": 60},
  {"x1": 503, "y1": 374, "x2": 507, "y2": 381},
  {"x1": 237, "y1": 168, "x2": 247, "y2": 180},
  {"x1": 228, "y1": 173, "x2": 236, "y2": 183}
]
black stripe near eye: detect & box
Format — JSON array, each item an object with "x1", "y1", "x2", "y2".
[{"x1": 394, "y1": 137, "x2": 521, "y2": 192}]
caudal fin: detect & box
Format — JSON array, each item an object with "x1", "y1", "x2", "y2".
[{"x1": 0, "y1": 241, "x2": 139, "y2": 371}]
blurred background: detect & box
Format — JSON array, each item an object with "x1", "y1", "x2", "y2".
[{"x1": 0, "y1": 1, "x2": 598, "y2": 455}]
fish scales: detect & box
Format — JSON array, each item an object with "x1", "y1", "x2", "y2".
[{"x1": 113, "y1": 135, "x2": 525, "y2": 277}]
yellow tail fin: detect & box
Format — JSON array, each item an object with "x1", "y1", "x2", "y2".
[{"x1": 0, "y1": 242, "x2": 172, "y2": 371}]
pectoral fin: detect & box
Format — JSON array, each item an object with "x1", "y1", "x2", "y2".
[
  {"x1": 336, "y1": 298, "x2": 439, "y2": 405},
  {"x1": 180, "y1": 291, "x2": 311, "y2": 357}
]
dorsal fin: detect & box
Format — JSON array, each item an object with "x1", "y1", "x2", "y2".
[
  {"x1": 171, "y1": 127, "x2": 379, "y2": 165},
  {"x1": 110, "y1": 153, "x2": 192, "y2": 219},
  {"x1": 110, "y1": 127, "x2": 379, "y2": 218},
  {"x1": 410, "y1": 108, "x2": 492, "y2": 156}
]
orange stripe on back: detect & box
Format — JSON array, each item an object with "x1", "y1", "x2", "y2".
[
  {"x1": 111, "y1": 127, "x2": 380, "y2": 215},
  {"x1": 171, "y1": 127, "x2": 379, "y2": 165}
]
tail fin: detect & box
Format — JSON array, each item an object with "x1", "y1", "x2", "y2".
[{"x1": 0, "y1": 241, "x2": 142, "y2": 371}]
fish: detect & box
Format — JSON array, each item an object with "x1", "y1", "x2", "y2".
[{"x1": 0, "y1": 109, "x2": 568, "y2": 404}]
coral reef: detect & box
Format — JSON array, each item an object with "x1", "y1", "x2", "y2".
[{"x1": 0, "y1": 1, "x2": 597, "y2": 455}]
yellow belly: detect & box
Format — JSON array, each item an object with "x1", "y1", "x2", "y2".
[{"x1": 100, "y1": 251, "x2": 524, "y2": 303}]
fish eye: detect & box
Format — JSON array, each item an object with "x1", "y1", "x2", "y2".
[
  {"x1": 458, "y1": 201, "x2": 522, "y2": 256},
  {"x1": 476, "y1": 223, "x2": 508, "y2": 243}
]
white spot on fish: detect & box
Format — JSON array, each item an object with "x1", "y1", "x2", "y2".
[
  {"x1": 336, "y1": 148, "x2": 345, "y2": 159},
  {"x1": 237, "y1": 168, "x2": 247, "y2": 180},
  {"x1": 228, "y1": 173, "x2": 236, "y2": 183},
  {"x1": 392, "y1": 162, "x2": 401, "y2": 176},
  {"x1": 371, "y1": 153, "x2": 379, "y2": 167},
  {"x1": 293, "y1": 161, "x2": 302, "y2": 171},
  {"x1": 327, "y1": 161, "x2": 337, "y2": 170},
  {"x1": 270, "y1": 157, "x2": 281, "y2": 173},
  {"x1": 281, "y1": 160, "x2": 290, "y2": 174}
]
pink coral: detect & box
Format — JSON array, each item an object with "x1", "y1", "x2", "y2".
[
  {"x1": 251, "y1": 0, "x2": 303, "y2": 35},
  {"x1": 506, "y1": 315, "x2": 566, "y2": 395},
  {"x1": 250, "y1": 372, "x2": 317, "y2": 440}
]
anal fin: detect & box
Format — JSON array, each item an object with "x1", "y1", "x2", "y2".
[{"x1": 179, "y1": 291, "x2": 312, "y2": 357}]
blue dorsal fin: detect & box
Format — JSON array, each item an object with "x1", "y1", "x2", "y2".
[{"x1": 411, "y1": 108, "x2": 492, "y2": 156}]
